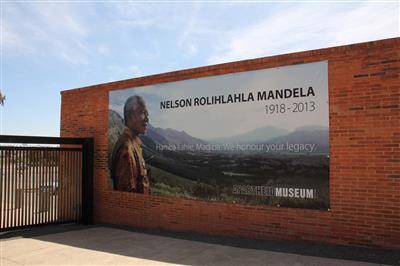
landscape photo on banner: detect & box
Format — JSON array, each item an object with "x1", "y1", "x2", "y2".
[{"x1": 108, "y1": 61, "x2": 330, "y2": 209}]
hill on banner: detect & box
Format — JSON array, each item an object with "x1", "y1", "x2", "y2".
[{"x1": 108, "y1": 110, "x2": 329, "y2": 209}]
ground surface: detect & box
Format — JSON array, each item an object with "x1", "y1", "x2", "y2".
[{"x1": 0, "y1": 225, "x2": 398, "y2": 266}]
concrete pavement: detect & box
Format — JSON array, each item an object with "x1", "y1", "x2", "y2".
[{"x1": 0, "y1": 226, "x2": 396, "y2": 265}]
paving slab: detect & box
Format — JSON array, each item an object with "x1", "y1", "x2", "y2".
[{"x1": 0, "y1": 226, "x2": 396, "y2": 266}]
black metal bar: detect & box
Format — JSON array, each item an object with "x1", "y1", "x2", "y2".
[
  {"x1": 9, "y1": 149, "x2": 14, "y2": 228},
  {"x1": 5, "y1": 150, "x2": 10, "y2": 228},
  {"x1": 66, "y1": 151, "x2": 71, "y2": 222},
  {"x1": 36, "y1": 151, "x2": 42, "y2": 224},
  {"x1": 18, "y1": 150, "x2": 21, "y2": 227},
  {"x1": 40, "y1": 150, "x2": 44, "y2": 224},
  {"x1": 76, "y1": 151, "x2": 81, "y2": 221},
  {"x1": 0, "y1": 136, "x2": 93, "y2": 231},
  {"x1": 49, "y1": 151, "x2": 55, "y2": 222},
  {"x1": 0, "y1": 149, "x2": 3, "y2": 229},
  {"x1": 18, "y1": 150, "x2": 22, "y2": 227},
  {"x1": 10, "y1": 150, "x2": 14, "y2": 228},
  {"x1": 34, "y1": 150, "x2": 39, "y2": 226},
  {"x1": 69, "y1": 151, "x2": 73, "y2": 222},
  {"x1": 43, "y1": 150, "x2": 47, "y2": 224},
  {"x1": 59, "y1": 151, "x2": 64, "y2": 223},
  {"x1": 57, "y1": 150, "x2": 61, "y2": 223},
  {"x1": 54, "y1": 150, "x2": 58, "y2": 222},
  {"x1": 72, "y1": 151, "x2": 76, "y2": 221},
  {"x1": 52, "y1": 150, "x2": 57, "y2": 222},
  {"x1": 6, "y1": 149, "x2": 11, "y2": 228},
  {"x1": 22, "y1": 149, "x2": 27, "y2": 227},
  {"x1": 15, "y1": 149, "x2": 18, "y2": 227},
  {"x1": 43, "y1": 149, "x2": 48, "y2": 225},
  {"x1": 31, "y1": 150, "x2": 35, "y2": 226},
  {"x1": 21, "y1": 149, "x2": 24, "y2": 226},
  {"x1": 63, "y1": 150, "x2": 67, "y2": 223},
  {"x1": 49, "y1": 151, "x2": 53, "y2": 223},
  {"x1": 55, "y1": 150, "x2": 59, "y2": 222},
  {"x1": 27, "y1": 149, "x2": 32, "y2": 226},
  {"x1": 24, "y1": 150, "x2": 28, "y2": 226},
  {"x1": 47, "y1": 150, "x2": 51, "y2": 224},
  {"x1": 46, "y1": 150, "x2": 51, "y2": 224},
  {"x1": 78, "y1": 151, "x2": 82, "y2": 221},
  {"x1": 30, "y1": 150, "x2": 35, "y2": 226},
  {"x1": 0, "y1": 220, "x2": 79, "y2": 232},
  {"x1": 64, "y1": 150, "x2": 68, "y2": 222},
  {"x1": 79, "y1": 152, "x2": 82, "y2": 221},
  {"x1": 0, "y1": 135, "x2": 88, "y2": 145},
  {"x1": 7, "y1": 153, "x2": 12, "y2": 226},
  {"x1": 18, "y1": 149, "x2": 22, "y2": 227},
  {"x1": 12, "y1": 149, "x2": 17, "y2": 228},
  {"x1": 16, "y1": 150, "x2": 20, "y2": 227},
  {"x1": 11, "y1": 150, "x2": 16, "y2": 228},
  {"x1": 21, "y1": 150, "x2": 24, "y2": 226},
  {"x1": 44, "y1": 150, "x2": 48, "y2": 224},
  {"x1": 82, "y1": 138, "x2": 93, "y2": 225},
  {"x1": 72, "y1": 151, "x2": 77, "y2": 222},
  {"x1": 69, "y1": 151, "x2": 74, "y2": 222},
  {"x1": 0, "y1": 147, "x2": 82, "y2": 152}
]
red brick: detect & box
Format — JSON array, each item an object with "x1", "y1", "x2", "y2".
[{"x1": 61, "y1": 38, "x2": 400, "y2": 250}]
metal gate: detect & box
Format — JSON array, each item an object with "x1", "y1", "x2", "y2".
[{"x1": 0, "y1": 136, "x2": 93, "y2": 231}]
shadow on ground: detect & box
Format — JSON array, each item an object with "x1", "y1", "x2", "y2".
[{"x1": 1, "y1": 224, "x2": 399, "y2": 265}]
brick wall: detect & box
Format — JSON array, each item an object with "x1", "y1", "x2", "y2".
[{"x1": 60, "y1": 38, "x2": 400, "y2": 249}]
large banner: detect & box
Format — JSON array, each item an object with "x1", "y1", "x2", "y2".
[{"x1": 108, "y1": 61, "x2": 329, "y2": 209}]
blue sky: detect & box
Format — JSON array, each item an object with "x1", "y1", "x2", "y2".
[{"x1": 2, "y1": 1, "x2": 399, "y2": 137}]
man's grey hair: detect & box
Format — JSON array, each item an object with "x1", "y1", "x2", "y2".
[{"x1": 123, "y1": 95, "x2": 146, "y2": 126}]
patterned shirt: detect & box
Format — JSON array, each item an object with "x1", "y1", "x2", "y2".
[{"x1": 111, "y1": 128, "x2": 149, "y2": 193}]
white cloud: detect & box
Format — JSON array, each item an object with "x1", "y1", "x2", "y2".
[
  {"x1": 109, "y1": 2, "x2": 177, "y2": 30},
  {"x1": 129, "y1": 65, "x2": 142, "y2": 77},
  {"x1": 208, "y1": 2, "x2": 399, "y2": 64},
  {"x1": 97, "y1": 43, "x2": 111, "y2": 56},
  {"x1": 114, "y1": 18, "x2": 156, "y2": 28},
  {"x1": 177, "y1": 3, "x2": 201, "y2": 58},
  {"x1": 109, "y1": 2, "x2": 206, "y2": 59},
  {"x1": 3, "y1": 2, "x2": 91, "y2": 64},
  {"x1": 107, "y1": 64, "x2": 142, "y2": 81},
  {"x1": 184, "y1": 43, "x2": 198, "y2": 58}
]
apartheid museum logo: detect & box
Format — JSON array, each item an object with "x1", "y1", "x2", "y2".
[{"x1": 108, "y1": 61, "x2": 330, "y2": 209}]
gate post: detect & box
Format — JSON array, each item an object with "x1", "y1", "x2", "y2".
[{"x1": 82, "y1": 138, "x2": 94, "y2": 225}]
